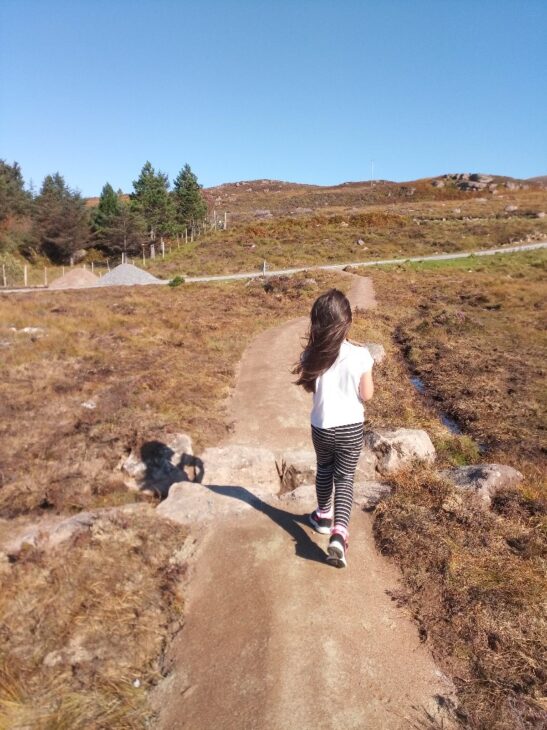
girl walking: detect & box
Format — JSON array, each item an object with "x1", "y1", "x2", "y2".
[{"x1": 293, "y1": 289, "x2": 374, "y2": 568}]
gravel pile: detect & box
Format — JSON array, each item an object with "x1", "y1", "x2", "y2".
[
  {"x1": 49, "y1": 268, "x2": 99, "y2": 289},
  {"x1": 96, "y1": 264, "x2": 163, "y2": 287}
]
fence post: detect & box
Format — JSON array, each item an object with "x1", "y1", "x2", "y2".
[
  {"x1": 151, "y1": 243, "x2": 156, "y2": 259},
  {"x1": 2, "y1": 264, "x2": 6, "y2": 287},
  {"x1": 62, "y1": 266, "x2": 65, "y2": 277},
  {"x1": 91, "y1": 261, "x2": 94, "y2": 273},
  {"x1": 24, "y1": 265, "x2": 28, "y2": 287},
  {"x1": 224, "y1": 211, "x2": 227, "y2": 230},
  {"x1": 44, "y1": 267, "x2": 47, "y2": 286},
  {"x1": 142, "y1": 247, "x2": 146, "y2": 267},
  {"x1": 107, "y1": 259, "x2": 110, "y2": 271},
  {"x1": 161, "y1": 238, "x2": 165, "y2": 259},
  {"x1": 185, "y1": 228, "x2": 188, "y2": 244}
]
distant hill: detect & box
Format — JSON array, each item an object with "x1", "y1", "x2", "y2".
[
  {"x1": 85, "y1": 173, "x2": 542, "y2": 218},
  {"x1": 527, "y1": 175, "x2": 547, "y2": 185}
]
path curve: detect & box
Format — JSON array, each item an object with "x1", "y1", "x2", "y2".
[{"x1": 154, "y1": 275, "x2": 456, "y2": 729}]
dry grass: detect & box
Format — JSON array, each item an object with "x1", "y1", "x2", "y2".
[
  {"x1": 374, "y1": 464, "x2": 546, "y2": 729},
  {"x1": 0, "y1": 509, "x2": 188, "y2": 729}
]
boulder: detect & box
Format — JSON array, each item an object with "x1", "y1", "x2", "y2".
[
  {"x1": 441, "y1": 464, "x2": 523, "y2": 505},
  {"x1": 364, "y1": 428, "x2": 436, "y2": 474},
  {"x1": 365, "y1": 342, "x2": 386, "y2": 364},
  {"x1": 536, "y1": 211, "x2": 545, "y2": 218},
  {"x1": 121, "y1": 432, "x2": 194, "y2": 496},
  {"x1": 505, "y1": 205, "x2": 518, "y2": 213}
]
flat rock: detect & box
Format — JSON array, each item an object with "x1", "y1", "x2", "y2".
[
  {"x1": 200, "y1": 444, "x2": 278, "y2": 491},
  {"x1": 441, "y1": 463, "x2": 523, "y2": 505},
  {"x1": 156, "y1": 480, "x2": 269, "y2": 525},
  {"x1": 365, "y1": 342, "x2": 386, "y2": 364},
  {"x1": 365, "y1": 428, "x2": 436, "y2": 474}
]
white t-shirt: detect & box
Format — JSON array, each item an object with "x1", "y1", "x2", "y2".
[{"x1": 310, "y1": 340, "x2": 374, "y2": 429}]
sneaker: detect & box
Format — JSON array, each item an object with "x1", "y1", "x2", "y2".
[
  {"x1": 308, "y1": 509, "x2": 332, "y2": 535},
  {"x1": 327, "y1": 532, "x2": 348, "y2": 568}
]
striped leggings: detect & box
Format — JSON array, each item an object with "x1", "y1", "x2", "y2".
[{"x1": 311, "y1": 422, "x2": 364, "y2": 531}]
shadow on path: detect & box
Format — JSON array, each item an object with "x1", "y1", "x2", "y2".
[{"x1": 203, "y1": 483, "x2": 327, "y2": 565}]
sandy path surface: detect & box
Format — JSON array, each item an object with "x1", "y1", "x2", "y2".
[{"x1": 155, "y1": 275, "x2": 455, "y2": 729}]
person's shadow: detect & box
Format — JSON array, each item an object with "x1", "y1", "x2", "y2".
[{"x1": 138, "y1": 440, "x2": 326, "y2": 564}]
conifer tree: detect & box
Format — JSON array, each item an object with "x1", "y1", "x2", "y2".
[
  {"x1": 32, "y1": 173, "x2": 90, "y2": 262},
  {"x1": 172, "y1": 163, "x2": 207, "y2": 229},
  {"x1": 91, "y1": 183, "x2": 120, "y2": 241},
  {"x1": 130, "y1": 161, "x2": 174, "y2": 241},
  {"x1": 0, "y1": 160, "x2": 30, "y2": 221}
]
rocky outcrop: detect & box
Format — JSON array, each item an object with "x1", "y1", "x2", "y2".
[
  {"x1": 365, "y1": 428, "x2": 436, "y2": 474},
  {"x1": 441, "y1": 464, "x2": 524, "y2": 505},
  {"x1": 121, "y1": 433, "x2": 195, "y2": 497}
]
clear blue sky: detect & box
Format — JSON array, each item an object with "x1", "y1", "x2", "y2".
[{"x1": 1, "y1": 0, "x2": 545, "y2": 197}]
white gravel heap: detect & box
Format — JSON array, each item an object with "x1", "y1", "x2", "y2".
[{"x1": 97, "y1": 263, "x2": 164, "y2": 287}]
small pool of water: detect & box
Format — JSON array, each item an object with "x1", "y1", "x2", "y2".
[{"x1": 410, "y1": 375, "x2": 463, "y2": 435}]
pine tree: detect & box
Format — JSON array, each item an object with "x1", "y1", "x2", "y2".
[
  {"x1": 32, "y1": 173, "x2": 90, "y2": 262},
  {"x1": 172, "y1": 163, "x2": 207, "y2": 230},
  {"x1": 91, "y1": 183, "x2": 120, "y2": 242},
  {"x1": 0, "y1": 160, "x2": 31, "y2": 221},
  {"x1": 130, "y1": 161, "x2": 174, "y2": 241}
]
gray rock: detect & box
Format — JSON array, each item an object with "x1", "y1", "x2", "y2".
[
  {"x1": 253, "y1": 209, "x2": 273, "y2": 218},
  {"x1": 365, "y1": 342, "x2": 386, "y2": 364},
  {"x1": 364, "y1": 428, "x2": 436, "y2": 474},
  {"x1": 121, "y1": 432, "x2": 195, "y2": 496},
  {"x1": 505, "y1": 205, "x2": 518, "y2": 213},
  {"x1": 431, "y1": 180, "x2": 444, "y2": 188},
  {"x1": 156, "y1": 479, "x2": 269, "y2": 525},
  {"x1": 536, "y1": 211, "x2": 545, "y2": 218},
  {"x1": 201, "y1": 444, "x2": 278, "y2": 491},
  {"x1": 354, "y1": 481, "x2": 393, "y2": 509},
  {"x1": 441, "y1": 463, "x2": 523, "y2": 505}
]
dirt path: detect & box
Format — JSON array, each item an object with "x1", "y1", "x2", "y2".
[{"x1": 154, "y1": 275, "x2": 456, "y2": 729}]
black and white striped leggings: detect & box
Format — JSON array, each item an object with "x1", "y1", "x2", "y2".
[{"x1": 311, "y1": 422, "x2": 364, "y2": 530}]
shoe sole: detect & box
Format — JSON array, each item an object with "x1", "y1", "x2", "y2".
[
  {"x1": 327, "y1": 543, "x2": 347, "y2": 568},
  {"x1": 308, "y1": 515, "x2": 331, "y2": 535}
]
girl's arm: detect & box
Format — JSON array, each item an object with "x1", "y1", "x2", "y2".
[{"x1": 359, "y1": 370, "x2": 374, "y2": 401}]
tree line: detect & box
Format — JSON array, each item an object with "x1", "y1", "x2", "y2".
[{"x1": 0, "y1": 160, "x2": 208, "y2": 263}]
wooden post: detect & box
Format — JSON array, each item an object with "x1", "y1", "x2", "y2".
[
  {"x1": 107, "y1": 259, "x2": 111, "y2": 271},
  {"x1": 91, "y1": 261, "x2": 94, "y2": 273},
  {"x1": 142, "y1": 246, "x2": 146, "y2": 267},
  {"x1": 83, "y1": 263, "x2": 87, "y2": 270},
  {"x1": 191, "y1": 227, "x2": 194, "y2": 243},
  {"x1": 185, "y1": 228, "x2": 188, "y2": 244},
  {"x1": 24, "y1": 265, "x2": 28, "y2": 287},
  {"x1": 224, "y1": 211, "x2": 227, "y2": 230},
  {"x1": 70, "y1": 256, "x2": 74, "y2": 266},
  {"x1": 150, "y1": 244, "x2": 155, "y2": 259},
  {"x1": 2, "y1": 264, "x2": 6, "y2": 287},
  {"x1": 161, "y1": 238, "x2": 165, "y2": 259},
  {"x1": 44, "y1": 267, "x2": 47, "y2": 286},
  {"x1": 62, "y1": 266, "x2": 65, "y2": 277}
]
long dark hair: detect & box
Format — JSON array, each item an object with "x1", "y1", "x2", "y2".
[{"x1": 293, "y1": 288, "x2": 352, "y2": 393}]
